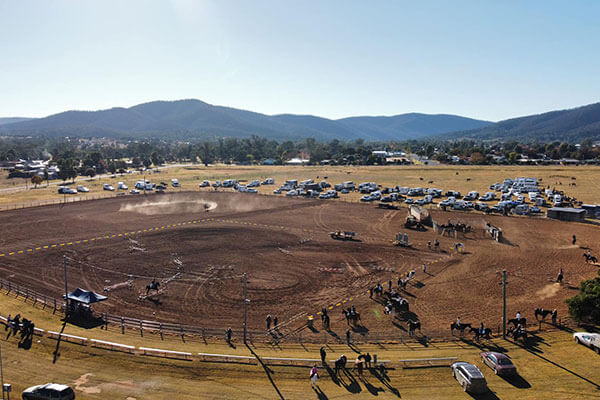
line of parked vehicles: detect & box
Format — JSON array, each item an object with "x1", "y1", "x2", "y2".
[{"x1": 57, "y1": 179, "x2": 180, "y2": 196}]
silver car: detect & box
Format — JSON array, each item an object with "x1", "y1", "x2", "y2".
[{"x1": 451, "y1": 362, "x2": 488, "y2": 394}]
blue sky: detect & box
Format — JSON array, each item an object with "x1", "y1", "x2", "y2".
[{"x1": 1, "y1": 0, "x2": 599, "y2": 121}]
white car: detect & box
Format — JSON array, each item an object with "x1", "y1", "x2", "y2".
[
  {"x1": 103, "y1": 184, "x2": 115, "y2": 191},
  {"x1": 76, "y1": 185, "x2": 89, "y2": 193},
  {"x1": 130, "y1": 189, "x2": 140, "y2": 194},
  {"x1": 574, "y1": 332, "x2": 600, "y2": 354},
  {"x1": 199, "y1": 180, "x2": 210, "y2": 187},
  {"x1": 117, "y1": 182, "x2": 128, "y2": 190},
  {"x1": 22, "y1": 383, "x2": 75, "y2": 400}
]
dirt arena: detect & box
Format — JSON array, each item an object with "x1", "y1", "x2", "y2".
[{"x1": 0, "y1": 191, "x2": 598, "y2": 337}]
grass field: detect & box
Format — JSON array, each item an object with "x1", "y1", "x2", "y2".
[
  {"x1": 1, "y1": 291, "x2": 599, "y2": 399},
  {"x1": 2, "y1": 164, "x2": 600, "y2": 208}
]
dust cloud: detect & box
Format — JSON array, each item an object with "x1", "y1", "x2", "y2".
[{"x1": 119, "y1": 199, "x2": 218, "y2": 215}]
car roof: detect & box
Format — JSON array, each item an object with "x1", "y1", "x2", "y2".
[
  {"x1": 454, "y1": 362, "x2": 484, "y2": 377},
  {"x1": 42, "y1": 383, "x2": 71, "y2": 391}
]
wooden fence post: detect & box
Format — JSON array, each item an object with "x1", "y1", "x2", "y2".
[
  {"x1": 139, "y1": 320, "x2": 143, "y2": 337},
  {"x1": 121, "y1": 317, "x2": 125, "y2": 334},
  {"x1": 53, "y1": 298, "x2": 57, "y2": 314},
  {"x1": 159, "y1": 323, "x2": 164, "y2": 340}
]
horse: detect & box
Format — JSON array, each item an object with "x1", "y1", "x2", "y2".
[
  {"x1": 146, "y1": 280, "x2": 160, "y2": 295},
  {"x1": 535, "y1": 308, "x2": 554, "y2": 321},
  {"x1": 407, "y1": 320, "x2": 421, "y2": 337},
  {"x1": 334, "y1": 355, "x2": 347, "y2": 376},
  {"x1": 469, "y1": 327, "x2": 492, "y2": 340},
  {"x1": 342, "y1": 309, "x2": 361, "y2": 326},
  {"x1": 508, "y1": 317, "x2": 526, "y2": 327},
  {"x1": 450, "y1": 322, "x2": 472, "y2": 336},
  {"x1": 508, "y1": 326, "x2": 528, "y2": 343}
]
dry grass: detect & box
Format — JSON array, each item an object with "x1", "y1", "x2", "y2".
[
  {"x1": 1, "y1": 292, "x2": 599, "y2": 399},
  {"x1": 1, "y1": 165, "x2": 600, "y2": 209}
]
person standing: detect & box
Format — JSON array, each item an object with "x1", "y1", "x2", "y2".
[
  {"x1": 557, "y1": 268, "x2": 564, "y2": 284},
  {"x1": 346, "y1": 329, "x2": 351, "y2": 345},
  {"x1": 266, "y1": 314, "x2": 272, "y2": 331},
  {"x1": 310, "y1": 364, "x2": 319, "y2": 388},
  {"x1": 320, "y1": 346, "x2": 327, "y2": 365},
  {"x1": 273, "y1": 316, "x2": 278, "y2": 329},
  {"x1": 572, "y1": 234, "x2": 577, "y2": 245},
  {"x1": 355, "y1": 357, "x2": 363, "y2": 377},
  {"x1": 365, "y1": 352, "x2": 372, "y2": 368},
  {"x1": 423, "y1": 263, "x2": 427, "y2": 274},
  {"x1": 225, "y1": 327, "x2": 232, "y2": 345}
]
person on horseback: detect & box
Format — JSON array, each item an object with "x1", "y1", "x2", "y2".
[
  {"x1": 557, "y1": 268, "x2": 564, "y2": 284},
  {"x1": 456, "y1": 316, "x2": 461, "y2": 329},
  {"x1": 516, "y1": 311, "x2": 521, "y2": 321},
  {"x1": 479, "y1": 322, "x2": 485, "y2": 336}
]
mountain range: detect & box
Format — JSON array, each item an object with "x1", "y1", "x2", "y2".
[
  {"x1": 0, "y1": 99, "x2": 491, "y2": 141},
  {"x1": 446, "y1": 102, "x2": 600, "y2": 142},
  {"x1": 1, "y1": 99, "x2": 599, "y2": 142}
]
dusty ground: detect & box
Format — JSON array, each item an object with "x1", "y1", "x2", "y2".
[{"x1": 0, "y1": 191, "x2": 598, "y2": 339}]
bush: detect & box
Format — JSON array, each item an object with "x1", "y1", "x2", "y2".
[{"x1": 566, "y1": 271, "x2": 600, "y2": 324}]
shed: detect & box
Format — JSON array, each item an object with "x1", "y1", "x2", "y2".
[{"x1": 547, "y1": 207, "x2": 586, "y2": 222}]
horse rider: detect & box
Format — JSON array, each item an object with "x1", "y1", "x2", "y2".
[
  {"x1": 479, "y1": 322, "x2": 485, "y2": 336},
  {"x1": 456, "y1": 316, "x2": 461, "y2": 329},
  {"x1": 516, "y1": 311, "x2": 521, "y2": 321},
  {"x1": 351, "y1": 305, "x2": 356, "y2": 315},
  {"x1": 146, "y1": 278, "x2": 157, "y2": 295}
]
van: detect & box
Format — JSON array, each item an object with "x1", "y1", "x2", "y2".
[
  {"x1": 451, "y1": 362, "x2": 488, "y2": 394},
  {"x1": 342, "y1": 181, "x2": 355, "y2": 190}
]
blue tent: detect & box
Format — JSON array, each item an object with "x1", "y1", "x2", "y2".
[{"x1": 65, "y1": 288, "x2": 108, "y2": 304}]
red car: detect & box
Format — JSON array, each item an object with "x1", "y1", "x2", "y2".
[{"x1": 480, "y1": 352, "x2": 517, "y2": 376}]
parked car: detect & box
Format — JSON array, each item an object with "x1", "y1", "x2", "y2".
[
  {"x1": 22, "y1": 383, "x2": 75, "y2": 400},
  {"x1": 273, "y1": 188, "x2": 282, "y2": 194},
  {"x1": 171, "y1": 178, "x2": 180, "y2": 187},
  {"x1": 360, "y1": 195, "x2": 373, "y2": 202},
  {"x1": 262, "y1": 178, "x2": 274, "y2": 185},
  {"x1": 57, "y1": 186, "x2": 76, "y2": 194},
  {"x1": 480, "y1": 352, "x2": 517, "y2": 376},
  {"x1": 117, "y1": 182, "x2": 128, "y2": 190},
  {"x1": 130, "y1": 189, "x2": 140, "y2": 194},
  {"x1": 103, "y1": 184, "x2": 115, "y2": 191},
  {"x1": 155, "y1": 184, "x2": 167, "y2": 190},
  {"x1": 199, "y1": 180, "x2": 210, "y2": 187},
  {"x1": 405, "y1": 198, "x2": 414, "y2": 204},
  {"x1": 76, "y1": 185, "x2": 89, "y2": 193},
  {"x1": 574, "y1": 332, "x2": 600, "y2": 354},
  {"x1": 247, "y1": 188, "x2": 258, "y2": 193},
  {"x1": 451, "y1": 362, "x2": 488, "y2": 394},
  {"x1": 530, "y1": 206, "x2": 541, "y2": 213}
]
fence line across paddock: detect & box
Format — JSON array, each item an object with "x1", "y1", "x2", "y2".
[{"x1": 0, "y1": 276, "x2": 572, "y2": 347}]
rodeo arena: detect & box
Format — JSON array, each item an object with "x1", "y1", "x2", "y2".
[{"x1": 0, "y1": 174, "x2": 599, "y2": 398}]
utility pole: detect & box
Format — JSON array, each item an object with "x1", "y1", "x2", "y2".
[
  {"x1": 63, "y1": 255, "x2": 69, "y2": 317},
  {"x1": 502, "y1": 269, "x2": 507, "y2": 339},
  {"x1": 243, "y1": 273, "x2": 248, "y2": 344},
  {"x1": 0, "y1": 340, "x2": 4, "y2": 400}
]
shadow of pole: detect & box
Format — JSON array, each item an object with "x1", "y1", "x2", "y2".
[
  {"x1": 246, "y1": 343, "x2": 285, "y2": 400},
  {"x1": 52, "y1": 320, "x2": 68, "y2": 364}
]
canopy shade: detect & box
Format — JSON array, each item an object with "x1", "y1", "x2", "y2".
[{"x1": 64, "y1": 288, "x2": 108, "y2": 304}]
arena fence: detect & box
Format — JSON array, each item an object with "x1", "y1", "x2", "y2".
[{"x1": 0, "y1": 276, "x2": 573, "y2": 349}]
